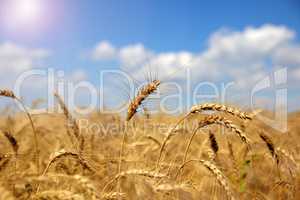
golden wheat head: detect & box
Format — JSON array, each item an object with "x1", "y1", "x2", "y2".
[
  {"x1": 259, "y1": 132, "x2": 279, "y2": 164},
  {"x1": 0, "y1": 90, "x2": 16, "y2": 98},
  {"x1": 176, "y1": 159, "x2": 235, "y2": 200},
  {"x1": 199, "y1": 115, "x2": 251, "y2": 145},
  {"x1": 191, "y1": 103, "x2": 252, "y2": 120},
  {"x1": 126, "y1": 79, "x2": 160, "y2": 121}
]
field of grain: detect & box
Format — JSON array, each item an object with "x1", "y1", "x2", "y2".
[{"x1": 0, "y1": 89, "x2": 299, "y2": 200}]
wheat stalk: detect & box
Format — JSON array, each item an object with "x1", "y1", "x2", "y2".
[
  {"x1": 119, "y1": 80, "x2": 160, "y2": 193},
  {"x1": 182, "y1": 127, "x2": 203, "y2": 165},
  {"x1": 54, "y1": 92, "x2": 84, "y2": 153},
  {"x1": 117, "y1": 127, "x2": 127, "y2": 195},
  {"x1": 0, "y1": 89, "x2": 39, "y2": 174},
  {"x1": 156, "y1": 118, "x2": 187, "y2": 170}
]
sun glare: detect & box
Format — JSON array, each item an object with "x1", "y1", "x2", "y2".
[
  {"x1": 4, "y1": 0, "x2": 42, "y2": 27},
  {"x1": 0, "y1": 0, "x2": 57, "y2": 37},
  {"x1": 0, "y1": 0, "x2": 43, "y2": 30},
  {"x1": 14, "y1": 0, "x2": 40, "y2": 22}
]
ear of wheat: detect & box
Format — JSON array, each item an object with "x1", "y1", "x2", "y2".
[
  {"x1": 227, "y1": 141, "x2": 239, "y2": 176},
  {"x1": 0, "y1": 90, "x2": 16, "y2": 98},
  {"x1": 0, "y1": 130, "x2": 19, "y2": 174},
  {"x1": 54, "y1": 92, "x2": 85, "y2": 154},
  {"x1": 126, "y1": 80, "x2": 160, "y2": 121},
  {"x1": 182, "y1": 115, "x2": 250, "y2": 166},
  {"x1": 259, "y1": 132, "x2": 279, "y2": 165},
  {"x1": 199, "y1": 115, "x2": 251, "y2": 145},
  {"x1": 209, "y1": 131, "x2": 219, "y2": 155},
  {"x1": 42, "y1": 149, "x2": 95, "y2": 176},
  {"x1": 157, "y1": 103, "x2": 252, "y2": 170},
  {"x1": 176, "y1": 159, "x2": 235, "y2": 200},
  {"x1": 190, "y1": 103, "x2": 252, "y2": 120},
  {"x1": 182, "y1": 127, "x2": 201, "y2": 165},
  {"x1": 1, "y1": 130, "x2": 18, "y2": 156},
  {"x1": 54, "y1": 92, "x2": 80, "y2": 139}
]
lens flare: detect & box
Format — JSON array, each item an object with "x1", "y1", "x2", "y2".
[
  {"x1": 12, "y1": 0, "x2": 41, "y2": 24},
  {"x1": 14, "y1": 0, "x2": 40, "y2": 23},
  {"x1": 0, "y1": 0, "x2": 42, "y2": 30}
]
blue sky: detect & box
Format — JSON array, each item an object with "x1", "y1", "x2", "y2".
[
  {"x1": 1, "y1": 0, "x2": 300, "y2": 66},
  {"x1": 0, "y1": 0, "x2": 299, "y2": 113}
]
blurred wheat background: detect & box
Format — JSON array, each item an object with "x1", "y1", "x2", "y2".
[{"x1": 0, "y1": 88, "x2": 299, "y2": 200}]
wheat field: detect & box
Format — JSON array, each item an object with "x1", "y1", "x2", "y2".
[{"x1": 0, "y1": 88, "x2": 299, "y2": 200}]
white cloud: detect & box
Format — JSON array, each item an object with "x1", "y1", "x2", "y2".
[
  {"x1": 0, "y1": 42, "x2": 90, "y2": 103},
  {"x1": 206, "y1": 25, "x2": 294, "y2": 62},
  {"x1": 119, "y1": 43, "x2": 153, "y2": 69},
  {"x1": 91, "y1": 41, "x2": 116, "y2": 60},
  {"x1": 272, "y1": 46, "x2": 300, "y2": 66},
  {"x1": 0, "y1": 42, "x2": 50, "y2": 88},
  {"x1": 292, "y1": 67, "x2": 300, "y2": 79},
  {"x1": 195, "y1": 24, "x2": 296, "y2": 84},
  {"x1": 0, "y1": 42, "x2": 49, "y2": 73},
  {"x1": 90, "y1": 24, "x2": 299, "y2": 86}
]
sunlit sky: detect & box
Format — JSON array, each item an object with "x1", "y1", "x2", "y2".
[{"x1": 0, "y1": 0, "x2": 299, "y2": 112}]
